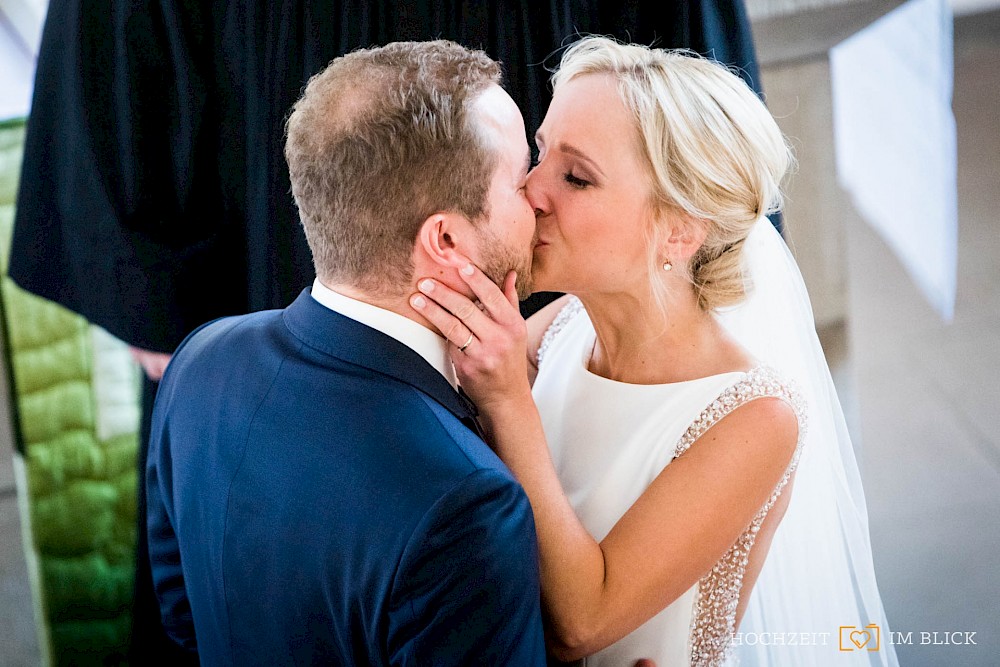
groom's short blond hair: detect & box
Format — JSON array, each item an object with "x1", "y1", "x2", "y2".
[{"x1": 285, "y1": 41, "x2": 502, "y2": 294}]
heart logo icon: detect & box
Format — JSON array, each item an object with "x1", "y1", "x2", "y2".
[{"x1": 850, "y1": 630, "x2": 871, "y2": 649}]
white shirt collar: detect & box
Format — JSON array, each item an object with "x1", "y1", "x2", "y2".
[{"x1": 310, "y1": 279, "x2": 458, "y2": 390}]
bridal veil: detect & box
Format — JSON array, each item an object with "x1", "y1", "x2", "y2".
[{"x1": 716, "y1": 217, "x2": 899, "y2": 666}]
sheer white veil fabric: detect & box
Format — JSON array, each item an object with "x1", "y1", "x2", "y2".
[{"x1": 715, "y1": 218, "x2": 898, "y2": 666}]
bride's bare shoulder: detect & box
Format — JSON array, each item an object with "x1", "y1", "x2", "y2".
[{"x1": 526, "y1": 295, "x2": 575, "y2": 373}]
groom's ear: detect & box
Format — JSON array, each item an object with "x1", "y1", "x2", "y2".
[{"x1": 416, "y1": 212, "x2": 476, "y2": 270}]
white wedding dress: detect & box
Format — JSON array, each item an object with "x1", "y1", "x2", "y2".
[
  {"x1": 533, "y1": 297, "x2": 806, "y2": 667},
  {"x1": 530, "y1": 218, "x2": 898, "y2": 667}
]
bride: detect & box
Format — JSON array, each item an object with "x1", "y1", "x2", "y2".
[{"x1": 410, "y1": 37, "x2": 897, "y2": 666}]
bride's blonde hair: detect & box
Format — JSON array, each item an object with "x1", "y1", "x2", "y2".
[{"x1": 552, "y1": 37, "x2": 793, "y2": 311}]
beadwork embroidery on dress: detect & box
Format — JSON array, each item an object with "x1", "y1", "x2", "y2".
[
  {"x1": 537, "y1": 297, "x2": 584, "y2": 367},
  {"x1": 675, "y1": 366, "x2": 808, "y2": 666}
]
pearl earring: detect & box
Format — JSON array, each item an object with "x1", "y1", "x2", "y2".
[{"x1": 662, "y1": 260, "x2": 673, "y2": 272}]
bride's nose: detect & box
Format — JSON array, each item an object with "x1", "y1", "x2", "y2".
[{"x1": 525, "y1": 168, "x2": 548, "y2": 217}]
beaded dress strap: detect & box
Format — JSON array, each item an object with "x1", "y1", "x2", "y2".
[
  {"x1": 673, "y1": 366, "x2": 808, "y2": 667},
  {"x1": 536, "y1": 297, "x2": 584, "y2": 368}
]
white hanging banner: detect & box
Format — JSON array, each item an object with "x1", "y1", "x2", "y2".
[
  {"x1": 0, "y1": 17, "x2": 35, "y2": 121},
  {"x1": 830, "y1": 0, "x2": 957, "y2": 321},
  {"x1": 0, "y1": 0, "x2": 47, "y2": 121}
]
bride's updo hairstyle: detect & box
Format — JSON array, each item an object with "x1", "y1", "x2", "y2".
[{"x1": 551, "y1": 37, "x2": 793, "y2": 311}]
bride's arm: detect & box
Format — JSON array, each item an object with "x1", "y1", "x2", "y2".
[{"x1": 411, "y1": 266, "x2": 799, "y2": 662}]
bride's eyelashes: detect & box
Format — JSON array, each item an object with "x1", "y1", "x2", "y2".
[
  {"x1": 529, "y1": 145, "x2": 591, "y2": 188},
  {"x1": 563, "y1": 171, "x2": 591, "y2": 189}
]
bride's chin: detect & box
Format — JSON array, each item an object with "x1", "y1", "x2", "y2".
[
  {"x1": 532, "y1": 270, "x2": 578, "y2": 295},
  {"x1": 528, "y1": 257, "x2": 558, "y2": 293},
  {"x1": 528, "y1": 270, "x2": 557, "y2": 294}
]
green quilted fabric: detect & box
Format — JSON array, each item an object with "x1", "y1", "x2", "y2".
[{"x1": 0, "y1": 118, "x2": 140, "y2": 666}]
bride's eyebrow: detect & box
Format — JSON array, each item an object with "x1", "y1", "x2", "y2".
[
  {"x1": 533, "y1": 132, "x2": 604, "y2": 178},
  {"x1": 558, "y1": 143, "x2": 605, "y2": 178}
]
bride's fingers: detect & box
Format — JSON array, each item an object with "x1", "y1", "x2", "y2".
[
  {"x1": 502, "y1": 270, "x2": 518, "y2": 308},
  {"x1": 455, "y1": 261, "x2": 521, "y2": 325},
  {"x1": 409, "y1": 292, "x2": 476, "y2": 351},
  {"x1": 415, "y1": 278, "x2": 493, "y2": 334}
]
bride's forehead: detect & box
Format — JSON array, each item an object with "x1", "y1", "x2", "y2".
[
  {"x1": 553, "y1": 74, "x2": 620, "y2": 107},
  {"x1": 546, "y1": 77, "x2": 629, "y2": 131}
]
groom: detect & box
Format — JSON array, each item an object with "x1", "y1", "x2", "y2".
[{"x1": 145, "y1": 41, "x2": 544, "y2": 664}]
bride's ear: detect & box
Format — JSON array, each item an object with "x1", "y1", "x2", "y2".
[
  {"x1": 661, "y1": 213, "x2": 708, "y2": 264},
  {"x1": 416, "y1": 213, "x2": 475, "y2": 270}
]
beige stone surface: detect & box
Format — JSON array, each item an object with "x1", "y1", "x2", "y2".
[{"x1": 761, "y1": 58, "x2": 849, "y2": 328}]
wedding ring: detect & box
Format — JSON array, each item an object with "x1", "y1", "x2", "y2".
[{"x1": 458, "y1": 333, "x2": 474, "y2": 353}]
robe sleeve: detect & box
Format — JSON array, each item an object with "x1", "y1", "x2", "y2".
[{"x1": 10, "y1": 0, "x2": 245, "y2": 351}]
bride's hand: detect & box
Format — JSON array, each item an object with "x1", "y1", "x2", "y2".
[{"x1": 409, "y1": 259, "x2": 531, "y2": 411}]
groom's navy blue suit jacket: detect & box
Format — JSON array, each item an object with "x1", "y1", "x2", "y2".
[{"x1": 146, "y1": 289, "x2": 546, "y2": 665}]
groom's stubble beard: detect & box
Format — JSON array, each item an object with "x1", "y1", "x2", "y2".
[{"x1": 475, "y1": 226, "x2": 536, "y2": 300}]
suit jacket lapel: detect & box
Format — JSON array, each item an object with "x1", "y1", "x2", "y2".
[{"x1": 282, "y1": 288, "x2": 478, "y2": 427}]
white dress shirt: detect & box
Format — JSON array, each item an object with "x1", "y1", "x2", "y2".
[{"x1": 310, "y1": 279, "x2": 458, "y2": 390}]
